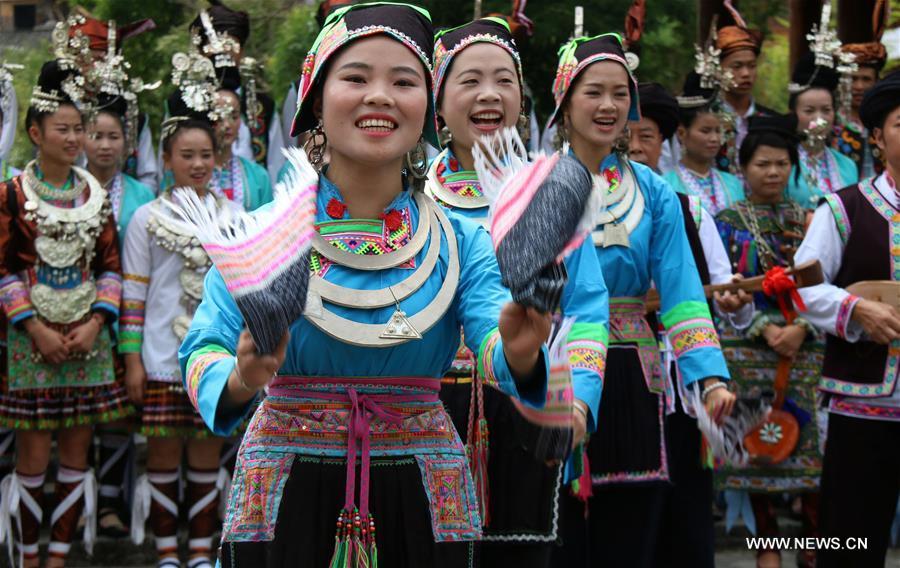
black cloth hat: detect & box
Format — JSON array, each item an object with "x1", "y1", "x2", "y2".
[
  {"x1": 790, "y1": 51, "x2": 840, "y2": 93},
  {"x1": 746, "y1": 113, "x2": 799, "y2": 142},
  {"x1": 637, "y1": 82, "x2": 679, "y2": 140},
  {"x1": 191, "y1": 1, "x2": 250, "y2": 44},
  {"x1": 860, "y1": 69, "x2": 900, "y2": 131}
]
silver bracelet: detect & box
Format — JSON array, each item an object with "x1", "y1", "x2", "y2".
[
  {"x1": 700, "y1": 381, "x2": 728, "y2": 403},
  {"x1": 233, "y1": 357, "x2": 262, "y2": 394},
  {"x1": 573, "y1": 400, "x2": 589, "y2": 420}
]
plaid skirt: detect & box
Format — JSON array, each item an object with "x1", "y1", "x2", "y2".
[{"x1": 140, "y1": 380, "x2": 212, "y2": 439}]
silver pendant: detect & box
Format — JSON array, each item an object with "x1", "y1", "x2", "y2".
[
  {"x1": 380, "y1": 308, "x2": 421, "y2": 340},
  {"x1": 603, "y1": 223, "x2": 630, "y2": 248},
  {"x1": 304, "y1": 291, "x2": 324, "y2": 320}
]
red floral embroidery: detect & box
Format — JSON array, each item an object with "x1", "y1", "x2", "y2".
[
  {"x1": 603, "y1": 168, "x2": 618, "y2": 185},
  {"x1": 448, "y1": 157, "x2": 460, "y2": 171},
  {"x1": 381, "y1": 209, "x2": 403, "y2": 232},
  {"x1": 326, "y1": 198, "x2": 346, "y2": 219}
]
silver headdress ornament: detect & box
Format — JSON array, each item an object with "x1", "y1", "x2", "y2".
[
  {"x1": 39, "y1": 14, "x2": 94, "y2": 113},
  {"x1": 787, "y1": 0, "x2": 858, "y2": 96},
  {"x1": 171, "y1": 33, "x2": 219, "y2": 117},
  {"x1": 86, "y1": 20, "x2": 160, "y2": 156},
  {"x1": 199, "y1": 10, "x2": 240, "y2": 69},
  {"x1": 692, "y1": 20, "x2": 734, "y2": 92},
  {"x1": 0, "y1": 62, "x2": 23, "y2": 117},
  {"x1": 165, "y1": 33, "x2": 235, "y2": 141},
  {"x1": 240, "y1": 57, "x2": 261, "y2": 130}
]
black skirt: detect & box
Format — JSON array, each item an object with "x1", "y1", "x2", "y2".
[
  {"x1": 586, "y1": 345, "x2": 668, "y2": 485},
  {"x1": 220, "y1": 456, "x2": 473, "y2": 568},
  {"x1": 441, "y1": 380, "x2": 562, "y2": 542}
]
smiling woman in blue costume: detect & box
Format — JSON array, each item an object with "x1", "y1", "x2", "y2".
[
  {"x1": 178, "y1": 4, "x2": 555, "y2": 567},
  {"x1": 545, "y1": 34, "x2": 735, "y2": 567},
  {"x1": 427, "y1": 17, "x2": 608, "y2": 568}
]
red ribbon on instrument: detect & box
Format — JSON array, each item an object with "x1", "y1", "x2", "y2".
[{"x1": 762, "y1": 266, "x2": 806, "y2": 322}]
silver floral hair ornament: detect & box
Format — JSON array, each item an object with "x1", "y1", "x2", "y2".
[
  {"x1": 163, "y1": 34, "x2": 235, "y2": 143},
  {"x1": 198, "y1": 10, "x2": 240, "y2": 69},
  {"x1": 86, "y1": 20, "x2": 160, "y2": 156},
  {"x1": 171, "y1": 37, "x2": 219, "y2": 118},
  {"x1": 787, "y1": 0, "x2": 857, "y2": 96}
]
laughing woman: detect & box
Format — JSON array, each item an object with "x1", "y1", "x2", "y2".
[
  {"x1": 179, "y1": 4, "x2": 553, "y2": 567},
  {"x1": 122, "y1": 90, "x2": 232, "y2": 568},
  {"x1": 0, "y1": 60, "x2": 130, "y2": 568},
  {"x1": 428, "y1": 18, "x2": 608, "y2": 568},
  {"x1": 546, "y1": 35, "x2": 734, "y2": 567}
]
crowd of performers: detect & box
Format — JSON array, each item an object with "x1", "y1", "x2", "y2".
[{"x1": 0, "y1": 1, "x2": 899, "y2": 567}]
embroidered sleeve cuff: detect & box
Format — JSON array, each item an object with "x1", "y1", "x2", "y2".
[
  {"x1": 185, "y1": 345, "x2": 246, "y2": 436},
  {"x1": 478, "y1": 327, "x2": 550, "y2": 408},
  {"x1": 567, "y1": 323, "x2": 608, "y2": 431},
  {"x1": 0, "y1": 274, "x2": 35, "y2": 324},
  {"x1": 92, "y1": 271, "x2": 123, "y2": 320},
  {"x1": 836, "y1": 294, "x2": 861, "y2": 340},
  {"x1": 661, "y1": 301, "x2": 728, "y2": 386},
  {"x1": 118, "y1": 299, "x2": 145, "y2": 354}
]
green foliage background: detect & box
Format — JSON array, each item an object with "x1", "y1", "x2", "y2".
[{"x1": 5, "y1": 0, "x2": 892, "y2": 166}]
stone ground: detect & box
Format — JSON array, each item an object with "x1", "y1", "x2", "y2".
[{"x1": 2, "y1": 536, "x2": 898, "y2": 567}]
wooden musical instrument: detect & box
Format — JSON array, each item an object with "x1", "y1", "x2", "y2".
[
  {"x1": 846, "y1": 281, "x2": 900, "y2": 308},
  {"x1": 644, "y1": 260, "x2": 824, "y2": 313}
]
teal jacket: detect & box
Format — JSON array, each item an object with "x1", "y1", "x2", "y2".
[{"x1": 786, "y1": 147, "x2": 859, "y2": 209}]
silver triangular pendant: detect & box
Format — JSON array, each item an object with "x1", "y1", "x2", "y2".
[
  {"x1": 603, "y1": 223, "x2": 630, "y2": 248},
  {"x1": 379, "y1": 309, "x2": 422, "y2": 340},
  {"x1": 305, "y1": 291, "x2": 325, "y2": 320}
]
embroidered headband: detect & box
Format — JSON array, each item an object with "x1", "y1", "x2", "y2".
[
  {"x1": 432, "y1": 17, "x2": 523, "y2": 105},
  {"x1": 548, "y1": 33, "x2": 640, "y2": 127},
  {"x1": 290, "y1": 2, "x2": 440, "y2": 147}
]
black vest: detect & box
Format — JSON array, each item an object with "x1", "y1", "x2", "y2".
[{"x1": 821, "y1": 182, "x2": 893, "y2": 391}]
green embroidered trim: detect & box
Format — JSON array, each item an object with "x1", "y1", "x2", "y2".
[
  {"x1": 316, "y1": 218, "x2": 383, "y2": 236},
  {"x1": 476, "y1": 327, "x2": 501, "y2": 387},
  {"x1": 822, "y1": 194, "x2": 850, "y2": 245},
  {"x1": 567, "y1": 321, "x2": 609, "y2": 344},
  {"x1": 660, "y1": 300, "x2": 712, "y2": 329}
]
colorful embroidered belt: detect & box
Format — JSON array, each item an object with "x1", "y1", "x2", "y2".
[
  {"x1": 609, "y1": 297, "x2": 664, "y2": 394},
  {"x1": 223, "y1": 376, "x2": 481, "y2": 547}
]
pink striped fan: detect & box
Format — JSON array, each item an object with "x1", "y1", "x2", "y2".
[
  {"x1": 163, "y1": 147, "x2": 318, "y2": 354},
  {"x1": 473, "y1": 128, "x2": 601, "y2": 313}
]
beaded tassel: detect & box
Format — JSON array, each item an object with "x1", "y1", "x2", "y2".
[
  {"x1": 328, "y1": 509, "x2": 352, "y2": 568},
  {"x1": 570, "y1": 442, "x2": 593, "y2": 510},
  {"x1": 365, "y1": 514, "x2": 378, "y2": 568},
  {"x1": 465, "y1": 360, "x2": 490, "y2": 526}
]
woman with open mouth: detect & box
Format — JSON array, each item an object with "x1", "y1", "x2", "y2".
[
  {"x1": 427, "y1": 16, "x2": 608, "y2": 568},
  {"x1": 547, "y1": 33, "x2": 735, "y2": 567},
  {"x1": 179, "y1": 3, "x2": 554, "y2": 567},
  {"x1": 122, "y1": 81, "x2": 235, "y2": 568}
]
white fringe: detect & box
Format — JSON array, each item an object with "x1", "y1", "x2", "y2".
[
  {"x1": 689, "y1": 383, "x2": 770, "y2": 466},
  {"x1": 471, "y1": 127, "x2": 531, "y2": 215},
  {"x1": 162, "y1": 146, "x2": 318, "y2": 247},
  {"x1": 472, "y1": 128, "x2": 603, "y2": 256}
]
